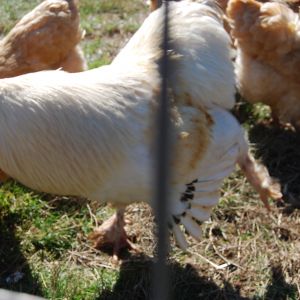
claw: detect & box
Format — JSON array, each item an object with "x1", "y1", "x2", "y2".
[
  {"x1": 238, "y1": 151, "x2": 283, "y2": 210},
  {"x1": 88, "y1": 208, "x2": 139, "y2": 261}
]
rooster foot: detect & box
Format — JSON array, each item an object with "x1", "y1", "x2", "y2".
[
  {"x1": 88, "y1": 209, "x2": 138, "y2": 261},
  {"x1": 239, "y1": 152, "x2": 282, "y2": 210}
]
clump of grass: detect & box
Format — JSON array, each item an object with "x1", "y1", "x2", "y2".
[{"x1": 0, "y1": 0, "x2": 40, "y2": 34}]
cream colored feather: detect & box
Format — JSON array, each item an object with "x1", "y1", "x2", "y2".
[{"x1": 114, "y1": 0, "x2": 235, "y2": 110}]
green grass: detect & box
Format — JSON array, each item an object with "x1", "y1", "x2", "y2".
[
  {"x1": 0, "y1": 1, "x2": 300, "y2": 299},
  {"x1": 0, "y1": 0, "x2": 40, "y2": 34}
]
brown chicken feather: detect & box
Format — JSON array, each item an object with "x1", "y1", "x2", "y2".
[
  {"x1": 0, "y1": 0, "x2": 86, "y2": 79},
  {"x1": 260, "y1": 0, "x2": 300, "y2": 11},
  {"x1": 0, "y1": 0, "x2": 86, "y2": 181},
  {"x1": 227, "y1": 0, "x2": 300, "y2": 127}
]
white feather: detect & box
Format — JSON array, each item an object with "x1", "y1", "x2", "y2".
[
  {"x1": 172, "y1": 223, "x2": 189, "y2": 251},
  {"x1": 189, "y1": 205, "x2": 212, "y2": 221},
  {"x1": 114, "y1": 1, "x2": 235, "y2": 110},
  {"x1": 192, "y1": 191, "x2": 220, "y2": 206},
  {"x1": 169, "y1": 108, "x2": 249, "y2": 239},
  {"x1": 180, "y1": 215, "x2": 203, "y2": 241}
]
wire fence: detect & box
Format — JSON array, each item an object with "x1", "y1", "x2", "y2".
[{"x1": 153, "y1": 1, "x2": 171, "y2": 299}]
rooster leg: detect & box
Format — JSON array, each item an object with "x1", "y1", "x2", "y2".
[
  {"x1": 88, "y1": 208, "x2": 137, "y2": 260},
  {"x1": 238, "y1": 151, "x2": 282, "y2": 210},
  {"x1": 271, "y1": 109, "x2": 280, "y2": 126},
  {"x1": 0, "y1": 169, "x2": 10, "y2": 182}
]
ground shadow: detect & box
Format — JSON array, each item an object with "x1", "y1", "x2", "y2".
[
  {"x1": 263, "y1": 264, "x2": 298, "y2": 300},
  {"x1": 0, "y1": 212, "x2": 43, "y2": 296},
  {"x1": 98, "y1": 254, "x2": 249, "y2": 300},
  {"x1": 233, "y1": 99, "x2": 300, "y2": 210},
  {"x1": 248, "y1": 123, "x2": 300, "y2": 209},
  {"x1": 98, "y1": 254, "x2": 298, "y2": 300}
]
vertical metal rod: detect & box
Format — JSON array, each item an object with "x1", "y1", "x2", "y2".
[{"x1": 153, "y1": 1, "x2": 170, "y2": 300}]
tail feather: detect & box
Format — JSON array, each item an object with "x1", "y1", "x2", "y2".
[
  {"x1": 170, "y1": 112, "x2": 282, "y2": 250},
  {"x1": 189, "y1": 205, "x2": 213, "y2": 221},
  {"x1": 180, "y1": 215, "x2": 203, "y2": 241},
  {"x1": 188, "y1": 206, "x2": 210, "y2": 222},
  {"x1": 192, "y1": 191, "x2": 220, "y2": 206},
  {"x1": 172, "y1": 223, "x2": 189, "y2": 250},
  {"x1": 170, "y1": 181, "x2": 220, "y2": 250}
]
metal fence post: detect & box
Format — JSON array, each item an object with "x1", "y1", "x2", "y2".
[{"x1": 153, "y1": 1, "x2": 171, "y2": 299}]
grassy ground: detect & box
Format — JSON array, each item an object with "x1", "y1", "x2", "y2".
[{"x1": 0, "y1": 1, "x2": 300, "y2": 299}]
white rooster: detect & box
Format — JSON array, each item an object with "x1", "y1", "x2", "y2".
[{"x1": 0, "y1": 0, "x2": 281, "y2": 258}]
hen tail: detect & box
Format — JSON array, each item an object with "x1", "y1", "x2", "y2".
[
  {"x1": 170, "y1": 151, "x2": 282, "y2": 251},
  {"x1": 170, "y1": 180, "x2": 220, "y2": 250},
  {"x1": 227, "y1": 0, "x2": 300, "y2": 82},
  {"x1": 169, "y1": 114, "x2": 282, "y2": 249}
]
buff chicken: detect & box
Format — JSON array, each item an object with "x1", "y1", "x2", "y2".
[
  {"x1": 260, "y1": 0, "x2": 300, "y2": 12},
  {"x1": 227, "y1": 0, "x2": 300, "y2": 128},
  {"x1": 0, "y1": 0, "x2": 281, "y2": 259},
  {"x1": 0, "y1": 0, "x2": 86, "y2": 79}
]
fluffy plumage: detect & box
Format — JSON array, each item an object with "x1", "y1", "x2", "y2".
[
  {"x1": 260, "y1": 0, "x2": 300, "y2": 12},
  {"x1": 0, "y1": 0, "x2": 86, "y2": 79},
  {"x1": 227, "y1": 0, "x2": 300, "y2": 127},
  {"x1": 122, "y1": 0, "x2": 235, "y2": 110},
  {"x1": 0, "y1": 1, "x2": 281, "y2": 255}
]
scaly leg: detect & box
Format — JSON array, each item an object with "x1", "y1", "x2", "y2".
[
  {"x1": 0, "y1": 169, "x2": 9, "y2": 182},
  {"x1": 238, "y1": 151, "x2": 282, "y2": 210},
  {"x1": 88, "y1": 207, "x2": 137, "y2": 261}
]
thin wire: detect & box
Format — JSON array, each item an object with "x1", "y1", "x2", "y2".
[{"x1": 153, "y1": 1, "x2": 171, "y2": 300}]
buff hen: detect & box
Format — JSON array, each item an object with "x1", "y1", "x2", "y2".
[
  {"x1": 0, "y1": 1, "x2": 281, "y2": 259},
  {"x1": 0, "y1": 0, "x2": 86, "y2": 79},
  {"x1": 227, "y1": 0, "x2": 300, "y2": 128}
]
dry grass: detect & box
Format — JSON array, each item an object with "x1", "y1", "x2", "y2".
[{"x1": 0, "y1": 1, "x2": 299, "y2": 299}]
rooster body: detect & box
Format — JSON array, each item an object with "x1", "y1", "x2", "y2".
[
  {"x1": 0, "y1": 67, "x2": 249, "y2": 248},
  {"x1": 0, "y1": 0, "x2": 86, "y2": 79},
  {"x1": 0, "y1": 68, "x2": 155, "y2": 201},
  {"x1": 115, "y1": 0, "x2": 235, "y2": 110},
  {"x1": 0, "y1": 1, "x2": 281, "y2": 253}
]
